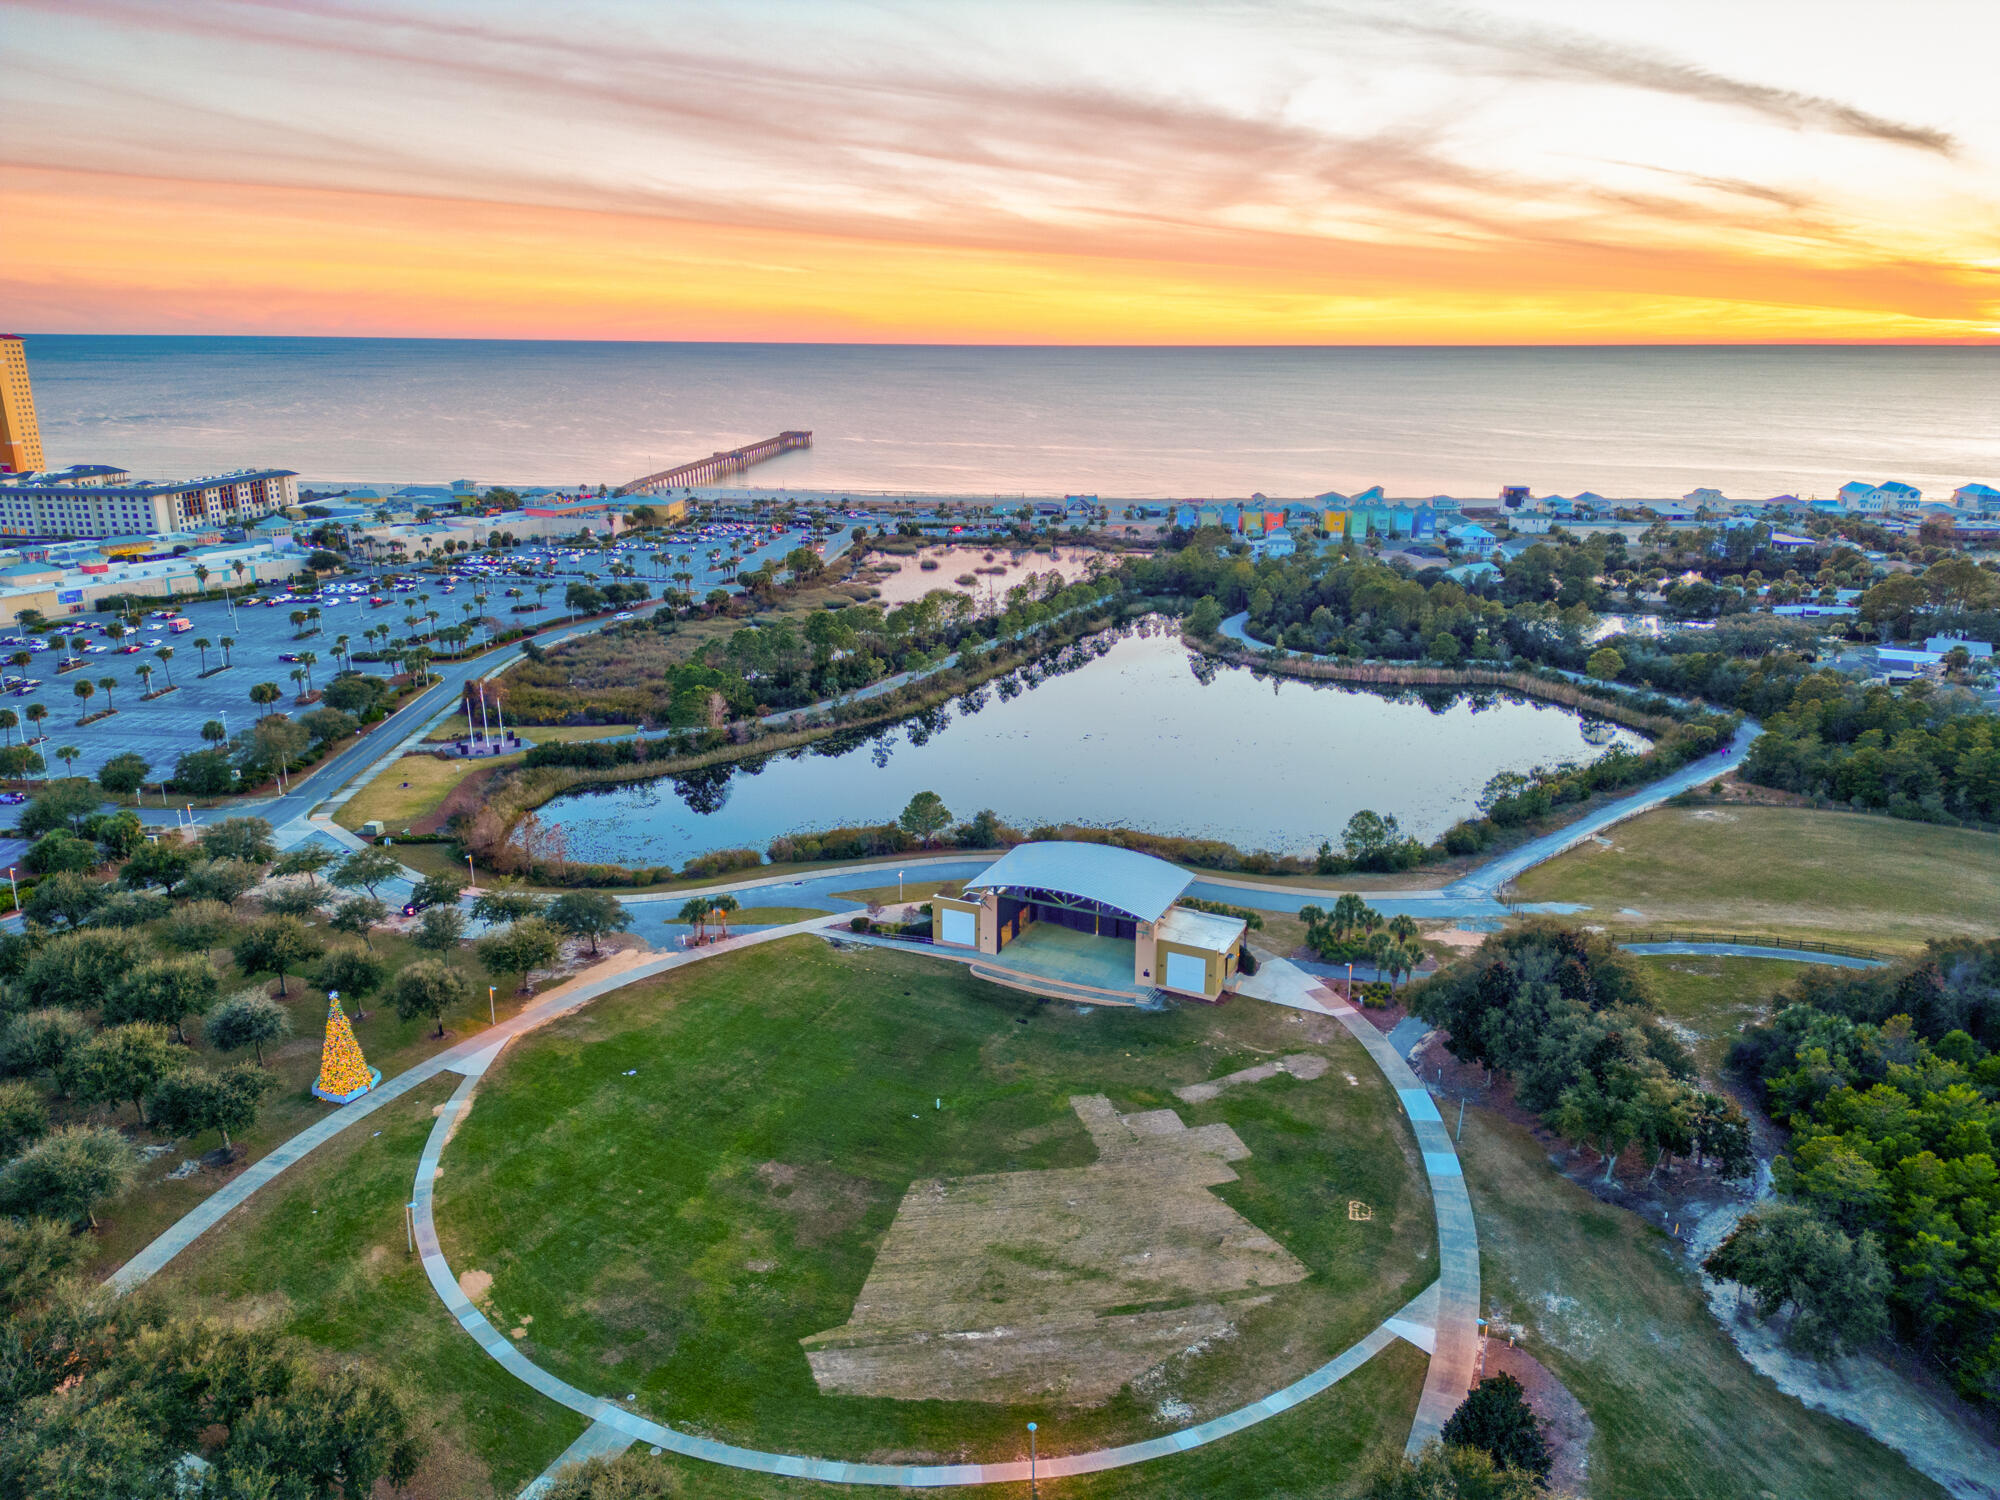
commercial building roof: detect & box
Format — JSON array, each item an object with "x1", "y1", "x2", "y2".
[{"x1": 963, "y1": 841, "x2": 1192, "y2": 923}]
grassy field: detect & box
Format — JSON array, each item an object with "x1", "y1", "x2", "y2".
[
  {"x1": 1458, "y1": 1108, "x2": 1946, "y2": 1500},
  {"x1": 833, "y1": 877, "x2": 968, "y2": 906},
  {"x1": 422, "y1": 717, "x2": 638, "y2": 744},
  {"x1": 1632, "y1": 954, "x2": 1806, "y2": 1076},
  {"x1": 154, "y1": 1076, "x2": 588, "y2": 1498},
  {"x1": 436, "y1": 938, "x2": 1434, "y2": 1466},
  {"x1": 335, "y1": 753, "x2": 494, "y2": 831},
  {"x1": 549, "y1": 1343, "x2": 1426, "y2": 1499},
  {"x1": 1512, "y1": 805, "x2": 2000, "y2": 952}
]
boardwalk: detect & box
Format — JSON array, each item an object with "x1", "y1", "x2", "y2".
[{"x1": 616, "y1": 430, "x2": 811, "y2": 496}]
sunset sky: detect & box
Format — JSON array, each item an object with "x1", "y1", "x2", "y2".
[{"x1": 3, "y1": 0, "x2": 1997, "y2": 343}]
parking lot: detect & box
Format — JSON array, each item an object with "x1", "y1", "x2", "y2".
[{"x1": 6, "y1": 519, "x2": 838, "y2": 782}]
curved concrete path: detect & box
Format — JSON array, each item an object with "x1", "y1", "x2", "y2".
[{"x1": 410, "y1": 940, "x2": 1473, "y2": 1487}]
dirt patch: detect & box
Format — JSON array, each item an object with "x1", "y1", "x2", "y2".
[
  {"x1": 1174, "y1": 1053, "x2": 1329, "y2": 1104},
  {"x1": 757, "y1": 1160, "x2": 875, "y2": 1247},
  {"x1": 457, "y1": 1268, "x2": 493, "y2": 1305},
  {"x1": 802, "y1": 1094, "x2": 1306, "y2": 1404},
  {"x1": 1481, "y1": 1342, "x2": 1594, "y2": 1497}
]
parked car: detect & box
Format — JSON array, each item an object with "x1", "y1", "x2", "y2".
[{"x1": 0, "y1": 792, "x2": 25, "y2": 806}]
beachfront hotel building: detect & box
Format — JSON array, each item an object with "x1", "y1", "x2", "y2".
[
  {"x1": 0, "y1": 336, "x2": 44, "y2": 475},
  {"x1": 0, "y1": 467, "x2": 300, "y2": 539}
]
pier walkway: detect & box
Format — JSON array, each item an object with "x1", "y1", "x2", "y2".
[{"x1": 616, "y1": 431, "x2": 811, "y2": 496}]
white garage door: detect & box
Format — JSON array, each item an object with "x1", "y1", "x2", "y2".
[
  {"x1": 940, "y1": 908, "x2": 978, "y2": 946},
  {"x1": 1164, "y1": 951, "x2": 1208, "y2": 994}
]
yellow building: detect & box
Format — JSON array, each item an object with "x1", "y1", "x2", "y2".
[{"x1": 0, "y1": 336, "x2": 45, "y2": 475}]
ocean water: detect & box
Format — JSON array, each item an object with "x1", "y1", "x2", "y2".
[{"x1": 16, "y1": 337, "x2": 2000, "y2": 500}]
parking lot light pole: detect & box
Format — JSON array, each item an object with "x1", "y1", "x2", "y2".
[
  {"x1": 6, "y1": 867, "x2": 15, "y2": 914},
  {"x1": 488, "y1": 985, "x2": 496, "y2": 1025},
  {"x1": 1027, "y1": 1423, "x2": 1037, "y2": 1498}
]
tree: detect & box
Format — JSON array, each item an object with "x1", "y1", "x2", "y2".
[
  {"x1": 331, "y1": 846, "x2": 400, "y2": 899},
  {"x1": 199, "y1": 815, "x2": 277, "y2": 864},
  {"x1": 413, "y1": 903, "x2": 467, "y2": 955},
  {"x1": 0, "y1": 1008, "x2": 91, "y2": 1077},
  {"x1": 18, "y1": 778, "x2": 98, "y2": 837},
  {"x1": 391, "y1": 958, "x2": 472, "y2": 1038},
  {"x1": 206, "y1": 991, "x2": 292, "y2": 1065},
  {"x1": 0, "y1": 1215, "x2": 88, "y2": 1314},
  {"x1": 675, "y1": 896, "x2": 711, "y2": 943},
  {"x1": 104, "y1": 955, "x2": 222, "y2": 1044},
  {"x1": 191, "y1": 635, "x2": 211, "y2": 673},
  {"x1": 261, "y1": 880, "x2": 327, "y2": 921},
  {"x1": 471, "y1": 888, "x2": 545, "y2": 925},
  {"x1": 201, "y1": 717, "x2": 228, "y2": 748},
  {"x1": 232, "y1": 915, "x2": 325, "y2": 997},
  {"x1": 153, "y1": 644, "x2": 175, "y2": 687},
  {"x1": 158, "y1": 898, "x2": 236, "y2": 954},
  {"x1": 0, "y1": 1078, "x2": 50, "y2": 1157},
  {"x1": 171, "y1": 746, "x2": 235, "y2": 795},
  {"x1": 546, "y1": 889, "x2": 632, "y2": 956},
  {"x1": 179, "y1": 857, "x2": 265, "y2": 906},
  {"x1": 477, "y1": 916, "x2": 562, "y2": 994},
  {"x1": 272, "y1": 845, "x2": 335, "y2": 885},
  {"x1": 88, "y1": 808, "x2": 145, "y2": 862},
  {"x1": 149, "y1": 1063, "x2": 276, "y2": 1152},
  {"x1": 542, "y1": 1452, "x2": 688, "y2": 1499},
  {"x1": 248, "y1": 680, "x2": 283, "y2": 712},
  {"x1": 53, "y1": 744, "x2": 79, "y2": 775},
  {"x1": 21, "y1": 869, "x2": 104, "y2": 930},
  {"x1": 71, "y1": 677, "x2": 95, "y2": 722},
  {"x1": 329, "y1": 893, "x2": 389, "y2": 949},
  {"x1": 1704, "y1": 1201, "x2": 1891, "y2": 1359},
  {"x1": 23, "y1": 829, "x2": 95, "y2": 876},
  {"x1": 1441, "y1": 1373, "x2": 1552, "y2": 1480},
  {"x1": 898, "y1": 790, "x2": 952, "y2": 848},
  {"x1": 1361, "y1": 1442, "x2": 1552, "y2": 1500},
  {"x1": 120, "y1": 838, "x2": 193, "y2": 895},
  {"x1": 1585, "y1": 647, "x2": 1624, "y2": 682},
  {"x1": 0, "y1": 1124, "x2": 139, "y2": 1228},
  {"x1": 59, "y1": 1022, "x2": 178, "y2": 1125},
  {"x1": 23, "y1": 928, "x2": 150, "y2": 1011},
  {"x1": 408, "y1": 870, "x2": 465, "y2": 912}
]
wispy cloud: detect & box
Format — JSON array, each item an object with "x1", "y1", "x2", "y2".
[{"x1": 1343, "y1": 3, "x2": 1954, "y2": 154}]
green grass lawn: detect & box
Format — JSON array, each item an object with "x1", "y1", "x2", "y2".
[
  {"x1": 154, "y1": 1076, "x2": 587, "y2": 1498},
  {"x1": 436, "y1": 938, "x2": 1433, "y2": 1466},
  {"x1": 1511, "y1": 805, "x2": 2000, "y2": 952},
  {"x1": 555, "y1": 1342, "x2": 1426, "y2": 1499},
  {"x1": 1632, "y1": 955, "x2": 1806, "y2": 1076},
  {"x1": 1459, "y1": 1109, "x2": 1946, "y2": 1500}
]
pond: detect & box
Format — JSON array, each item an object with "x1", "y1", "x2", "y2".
[
  {"x1": 537, "y1": 624, "x2": 1648, "y2": 867},
  {"x1": 857, "y1": 544, "x2": 1097, "y2": 616}
]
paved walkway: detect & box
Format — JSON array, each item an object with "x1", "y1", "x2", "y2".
[{"x1": 1236, "y1": 957, "x2": 1481, "y2": 1453}]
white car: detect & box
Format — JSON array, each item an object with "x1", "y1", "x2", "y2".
[{"x1": 613, "y1": 611, "x2": 635, "y2": 620}]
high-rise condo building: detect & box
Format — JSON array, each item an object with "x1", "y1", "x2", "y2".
[{"x1": 0, "y1": 336, "x2": 45, "y2": 475}]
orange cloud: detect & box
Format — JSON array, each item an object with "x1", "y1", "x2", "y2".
[{"x1": 1, "y1": 163, "x2": 1992, "y2": 344}]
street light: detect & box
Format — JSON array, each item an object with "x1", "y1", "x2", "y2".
[
  {"x1": 1027, "y1": 1423, "x2": 1038, "y2": 1498},
  {"x1": 488, "y1": 985, "x2": 496, "y2": 1025},
  {"x1": 467, "y1": 853, "x2": 476, "y2": 887}
]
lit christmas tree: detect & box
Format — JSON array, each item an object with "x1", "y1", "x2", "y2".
[{"x1": 312, "y1": 993, "x2": 381, "y2": 1103}]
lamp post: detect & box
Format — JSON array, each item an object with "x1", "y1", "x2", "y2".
[
  {"x1": 5, "y1": 867, "x2": 15, "y2": 914},
  {"x1": 1027, "y1": 1423, "x2": 1037, "y2": 1497},
  {"x1": 488, "y1": 985, "x2": 497, "y2": 1026},
  {"x1": 467, "y1": 853, "x2": 476, "y2": 888}
]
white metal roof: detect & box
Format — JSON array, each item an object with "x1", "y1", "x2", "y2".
[
  {"x1": 1154, "y1": 905, "x2": 1247, "y2": 953},
  {"x1": 962, "y1": 841, "x2": 1192, "y2": 922}
]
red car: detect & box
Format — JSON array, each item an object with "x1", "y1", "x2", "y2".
[{"x1": 118, "y1": 644, "x2": 142, "y2": 654}]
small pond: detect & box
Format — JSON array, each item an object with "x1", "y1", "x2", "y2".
[{"x1": 538, "y1": 623, "x2": 1648, "y2": 867}]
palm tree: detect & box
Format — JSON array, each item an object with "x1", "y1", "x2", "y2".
[
  {"x1": 289, "y1": 667, "x2": 307, "y2": 698},
  {"x1": 153, "y1": 646, "x2": 175, "y2": 687},
  {"x1": 135, "y1": 664, "x2": 154, "y2": 697},
  {"x1": 289, "y1": 609, "x2": 307, "y2": 636},
  {"x1": 708, "y1": 894, "x2": 740, "y2": 940},
  {"x1": 192, "y1": 636, "x2": 212, "y2": 674},
  {"x1": 201, "y1": 719, "x2": 227, "y2": 747},
  {"x1": 675, "y1": 897, "x2": 709, "y2": 944},
  {"x1": 194, "y1": 564, "x2": 211, "y2": 594},
  {"x1": 307, "y1": 605, "x2": 322, "y2": 635},
  {"x1": 97, "y1": 676, "x2": 115, "y2": 712},
  {"x1": 248, "y1": 681, "x2": 281, "y2": 711},
  {"x1": 72, "y1": 679, "x2": 94, "y2": 722},
  {"x1": 54, "y1": 745, "x2": 78, "y2": 774},
  {"x1": 24, "y1": 702, "x2": 48, "y2": 741},
  {"x1": 299, "y1": 651, "x2": 317, "y2": 691},
  {"x1": 218, "y1": 635, "x2": 234, "y2": 668},
  {"x1": 333, "y1": 633, "x2": 350, "y2": 670},
  {"x1": 0, "y1": 709, "x2": 16, "y2": 746},
  {"x1": 534, "y1": 582, "x2": 550, "y2": 611}
]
